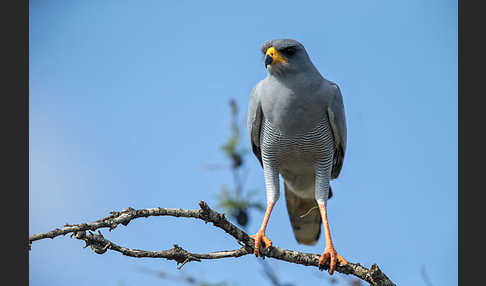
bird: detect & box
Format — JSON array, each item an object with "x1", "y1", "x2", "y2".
[{"x1": 247, "y1": 39, "x2": 348, "y2": 275}]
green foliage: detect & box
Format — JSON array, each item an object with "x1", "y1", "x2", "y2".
[
  {"x1": 217, "y1": 186, "x2": 265, "y2": 213},
  {"x1": 221, "y1": 136, "x2": 239, "y2": 158}
]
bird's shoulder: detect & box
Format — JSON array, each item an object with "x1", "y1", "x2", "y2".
[
  {"x1": 317, "y1": 79, "x2": 341, "y2": 99},
  {"x1": 248, "y1": 80, "x2": 265, "y2": 142},
  {"x1": 250, "y1": 79, "x2": 265, "y2": 99}
]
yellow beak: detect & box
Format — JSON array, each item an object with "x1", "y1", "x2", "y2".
[{"x1": 265, "y1": 46, "x2": 288, "y2": 67}]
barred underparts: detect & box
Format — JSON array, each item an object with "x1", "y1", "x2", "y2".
[{"x1": 260, "y1": 115, "x2": 335, "y2": 205}]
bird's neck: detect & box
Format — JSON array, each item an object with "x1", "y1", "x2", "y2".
[{"x1": 268, "y1": 68, "x2": 323, "y2": 90}]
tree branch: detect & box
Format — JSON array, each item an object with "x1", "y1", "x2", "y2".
[{"x1": 29, "y1": 201, "x2": 396, "y2": 286}]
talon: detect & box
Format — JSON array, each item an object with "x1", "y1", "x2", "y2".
[
  {"x1": 250, "y1": 231, "x2": 273, "y2": 257},
  {"x1": 319, "y1": 251, "x2": 330, "y2": 265},
  {"x1": 318, "y1": 247, "x2": 346, "y2": 275},
  {"x1": 337, "y1": 253, "x2": 348, "y2": 266}
]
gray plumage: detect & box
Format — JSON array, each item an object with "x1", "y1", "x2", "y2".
[{"x1": 248, "y1": 39, "x2": 347, "y2": 245}]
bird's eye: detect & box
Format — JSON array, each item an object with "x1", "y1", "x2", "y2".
[{"x1": 282, "y1": 47, "x2": 297, "y2": 56}]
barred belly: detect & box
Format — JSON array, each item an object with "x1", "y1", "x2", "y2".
[{"x1": 260, "y1": 116, "x2": 335, "y2": 201}]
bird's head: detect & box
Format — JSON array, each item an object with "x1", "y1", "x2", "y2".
[{"x1": 261, "y1": 39, "x2": 313, "y2": 76}]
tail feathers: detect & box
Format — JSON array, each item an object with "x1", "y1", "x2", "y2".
[{"x1": 284, "y1": 183, "x2": 322, "y2": 245}]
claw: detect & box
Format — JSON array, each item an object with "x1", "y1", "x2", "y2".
[
  {"x1": 337, "y1": 254, "x2": 348, "y2": 266},
  {"x1": 250, "y1": 231, "x2": 273, "y2": 257},
  {"x1": 318, "y1": 247, "x2": 347, "y2": 275}
]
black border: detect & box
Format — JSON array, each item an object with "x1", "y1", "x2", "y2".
[
  {"x1": 459, "y1": 0, "x2": 482, "y2": 285},
  {"x1": 2, "y1": 0, "x2": 28, "y2": 285}
]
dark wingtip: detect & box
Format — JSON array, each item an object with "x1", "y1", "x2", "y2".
[
  {"x1": 251, "y1": 144, "x2": 263, "y2": 168},
  {"x1": 328, "y1": 186, "x2": 333, "y2": 199}
]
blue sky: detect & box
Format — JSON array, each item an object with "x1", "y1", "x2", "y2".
[{"x1": 29, "y1": 1, "x2": 457, "y2": 285}]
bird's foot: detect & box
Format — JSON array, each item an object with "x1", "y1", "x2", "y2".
[
  {"x1": 318, "y1": 246, "x2": 348, "y2": 275},
  {"x1": 250, "y1": 231, "x2": 272, "y2": 257}
]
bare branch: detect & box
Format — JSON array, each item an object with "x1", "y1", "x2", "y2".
[{"x1": 29, "y1": 201, "x2": 396, "y2": 286}]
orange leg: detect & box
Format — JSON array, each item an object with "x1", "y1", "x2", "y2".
[
  {"x1": 250, "y1": 201, "x2": 275, "y2": 257},
  {"x1": 318, "y1": 203, "x2": 347, "y2": 275}
]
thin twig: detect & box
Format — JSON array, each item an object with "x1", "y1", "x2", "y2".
[{"x1": 29, "y1": 201, "x2": 396, "y2": 286}]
